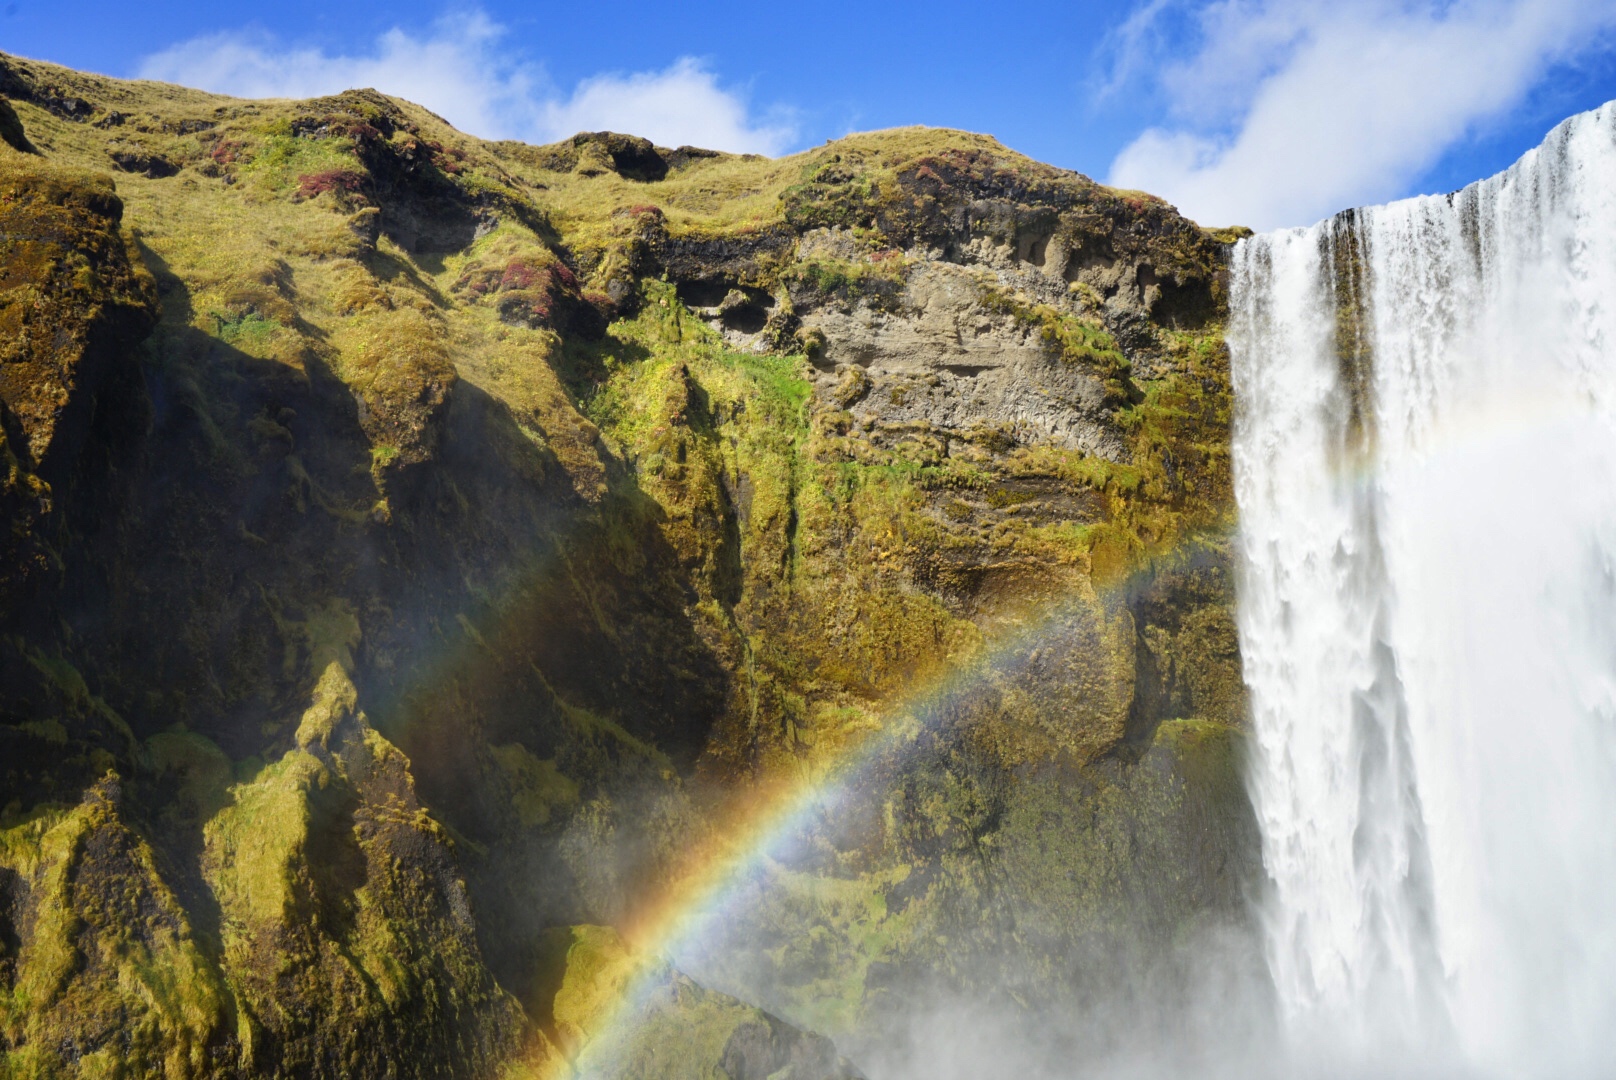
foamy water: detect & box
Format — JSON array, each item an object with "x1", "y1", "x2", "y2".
[{"x1": 1230, "y1": 102, "x2": 1616, "y2": 1078}]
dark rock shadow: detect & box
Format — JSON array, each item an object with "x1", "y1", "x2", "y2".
[{"x1": 7, "y1": 229, "x2": 742, "y2": 1049}]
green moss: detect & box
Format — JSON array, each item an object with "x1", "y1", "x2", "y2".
[
  {"x1": 979, "y1": 287, "x2": 1134, "y2": 401},
  {"x1": 195, "y1": 675, "x2": 526, "y2": 1075},
  {"x1": 1111, "y1": 336, "x2": 1235, "y2": 542},
  {"x1": 538, "y1": 924, "x2": 853, "y2": 1080},
  {"x1": 143, "y1": 729, "x2": 233, "y2": 817},
  {"x1": 1203, "y1": 225, "x2": 1254, "y2": 245},
  {"x1": 204, "y1": 746, "x2": 318, "y2": 929},
  {"x1": 0, "y1": 785, "x2": 230, "y2": 1079},
  {"x1": 239, "y1": 133, "x2": 362, "y2": 193},
  {"x1": 783, "y1": 255, "x2": 908, "y2": 311},
  {"x1": 211, "y1": 309, "x2": 281, "y2": 349},
  {"x1": 491, "y1": 744, "x2": 580, "y2": 829},
  {"x1": 983, "y1": 485, "x2": 1036, "y2": 510}
]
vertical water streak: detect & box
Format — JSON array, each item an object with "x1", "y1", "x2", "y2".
[
  {"x1": 1230, "y1": 214, "x2": 1444, "y2": 1068},
  {"x1": 1231, "y1": 102, "x2": 1616, "y2": 1077}
]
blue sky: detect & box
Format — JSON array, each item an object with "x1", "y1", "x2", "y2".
[{"x1": 5, "y1": 0, "x2": 1616, "y2": 228}]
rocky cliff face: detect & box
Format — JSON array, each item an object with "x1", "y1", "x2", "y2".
[{"x1": 0, "y1": 53, "x2": 1256, "y2": 1080}]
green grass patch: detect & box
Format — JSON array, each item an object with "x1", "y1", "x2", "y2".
[
  {"x1": 211, "y1": 309, "x2": 281, "y2": 348},
  {"x1": 240, "y1": 132, "x2": 362, "y2": 192}
]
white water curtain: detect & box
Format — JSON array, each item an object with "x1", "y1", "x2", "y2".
[{"x1": 1229, "y1": 103, "x2": 1616, "y2": 1079}]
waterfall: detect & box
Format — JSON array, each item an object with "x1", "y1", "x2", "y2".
[{"x1": 1229, "y1": 103, "x2": 1616, "y2": 1077}]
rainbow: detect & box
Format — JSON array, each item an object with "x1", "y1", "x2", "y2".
[
  {"x1": 520, "y1": 282, "x2": 1616, "y2": 1075},
  {"x1": 535, "y1": 530, "x2": 1233, "y2": 1078}
]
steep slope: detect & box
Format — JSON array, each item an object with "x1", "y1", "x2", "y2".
[{"x1": 0, "y1": 52, "x2": 1256, "y2": 1079}]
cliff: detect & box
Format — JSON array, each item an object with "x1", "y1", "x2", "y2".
[{"x1": 0, "y1": 52, "x2": 1256, "y2": 1079}]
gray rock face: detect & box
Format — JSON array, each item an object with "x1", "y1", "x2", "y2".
[
  {"x1": 757, "y1": 208, "x2": 1205, "y2": 469},
  {"x1": 802, "y1": 261, "x2": 1123, "y2": 460}
]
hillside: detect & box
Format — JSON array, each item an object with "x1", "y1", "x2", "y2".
[{"x1": 0, "y1": 51, "x2": 1256, "y2": 1080}]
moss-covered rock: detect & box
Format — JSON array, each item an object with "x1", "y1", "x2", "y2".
[
  {"x1": 0, "y1": 153, "x2": 155, "y2": 465},
  {"x1": 0, "y1": 98, "x2": 34, "y2": 155},
  {"x1": 523, "y1": 924, "x2": 860, "y2": 1080},
  {"x1": 203, "y1": 672, "x2": 523, "y2": 1077},
  {"x1": 0, "y1": 50, "x2": 1257, "y2": 1080},
  {"x1": 0, "y1": 778, "x2": 228, "y2": 1079},
  {"x1": 0, "y1": 148, "x2": 157, "y2": 617}
]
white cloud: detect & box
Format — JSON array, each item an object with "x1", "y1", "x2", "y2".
[
  {"x1": 136, "y1": 12, "x2": 795, "y2": 155},
  {"x1": 540, "y1": 58, "x2": 795, "y2": 154},
  {"x1": 1106, "y1": 0, "x2": 1616, "y2": 230}
]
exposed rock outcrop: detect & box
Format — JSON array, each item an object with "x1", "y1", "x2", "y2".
[{"x1": 0, "y1": 98, "x2": 35, "y2": 154}]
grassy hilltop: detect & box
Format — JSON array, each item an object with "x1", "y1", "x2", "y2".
[{"x1": 0, "y1": 52, "x2": 1256, "y2": 1080}]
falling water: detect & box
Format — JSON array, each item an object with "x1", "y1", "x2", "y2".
[{"x1": 1229, "y1": 103, "x2": 1616, "y2": 1077}]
